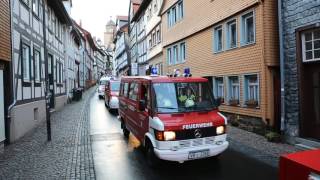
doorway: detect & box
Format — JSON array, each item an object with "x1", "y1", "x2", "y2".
[{"x1": 300, "y1": 63, "x2": 320, "y2": 140}]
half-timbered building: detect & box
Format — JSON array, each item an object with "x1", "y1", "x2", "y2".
[{"x1": 10, "y1": 0, "x2": 71, "y2": 142}]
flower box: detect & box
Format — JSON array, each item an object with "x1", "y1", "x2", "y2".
[
  {"x1": 229, "y1": 99, "x2": 239, "y2": 106},
  {"x1": 245, "y1": 99, "x2": 258, "y2": 108}
]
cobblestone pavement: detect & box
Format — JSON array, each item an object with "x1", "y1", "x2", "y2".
[
  {"x1": 0, "y1": 87, "x2": 96, "y2": 180},
  {"x1": 227, "y1": 125, "x2": 299, "y2": 167}
]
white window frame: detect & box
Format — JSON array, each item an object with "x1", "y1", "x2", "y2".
[
  {"x1": 177, "y1": 1, "x2": 184, "y2": 20},
  {"x1": 214, "y1": 25, "x2": 223, "y2": 53},
  {"x1": 243, "y1": 74, "x2": 260, "y2": 107},
  {"x1": 34, "y1": 49, "x2": 41, "y2": 82},
  {"x1": 241, "y1": 11, "x2": 255, "y2": 46},
  {"x1": 214, "y1": 77, "x2": 224, "y2": 103},
  {"x1": 180, "y1": 42, "x2": 186, "y2": 62},
  {"x1": 226, "y1": 19, "x2": 237, "y2": 49},
  {"x1": 167, "y1": 48, "x2": 172, "y2": 65},
  {"x1": 22, "y1": 44, "x2": 30, "y2": 81},
  {"x1": 228, "y1": 76, "x2": 240, "y2": 102},
  {"x1": 173, "y1": 45, "x2": 178, "y2": 64},
  {"x1": 302, "y1": 29, "x2": 320, "y2": 62}
]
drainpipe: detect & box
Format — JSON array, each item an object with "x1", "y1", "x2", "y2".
[
  {"x1": 278, "y1": 0, "x2": 286, "y2": 133},
  {"x1": 42, "y1": 0, "x2": 51, "y2": 141},
  {"x1": 7, "y1": 0, "x2": 16, "y2": 143}
]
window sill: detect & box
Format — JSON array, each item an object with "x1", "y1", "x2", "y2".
[
  {"x1": 225, "y1": 46, "x2": 238, "y2": 51},
  {"x1": 213, "y1": 50, "x2": 224, "y2": 54},
  {"x1": 240, "y1": 41, "x2": 256, "y2": 48}
]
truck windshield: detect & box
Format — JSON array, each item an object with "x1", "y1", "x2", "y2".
[
  {"x1": 111, "y1": 82, "x2": 120, "y2": 91},
  {"x1": 153, "y1": 82, "x2": 217, "y2": 113},
  {"x1": 100, "y1": 80, "x2": 107, "y2": 85}
]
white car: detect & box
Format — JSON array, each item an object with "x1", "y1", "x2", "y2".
[{"x1": 98, "y1": 76, "x2": 111, "y2": 99}]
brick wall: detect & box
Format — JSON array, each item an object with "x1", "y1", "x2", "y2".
[
  {"x1": 282, "y1": 0, "x2": 320, "y2": 137},
  {"x1": 0, "y1": 0, "x2": 11, "y2": 61}
]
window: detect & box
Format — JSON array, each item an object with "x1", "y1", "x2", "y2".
[
  {"x1": 22, "y1": 44, "x2": 30, "y2": 81},
  {"x1": 177, "y1": 1, "x2": 184, "y2": 20},
  {"x1": 152, "y1": 32, "x2": 156, "y2": 46},
  {"x1": 149, "y1": 38, "x2": 152, "y2": 49},
  {"x1": 302, "y1": 29, "x2": 320, "y2": 62},
  {"x1": 167, "y1": 1, "x2": 183, "y2": 28},
  {"x1": 214, "y1": 26, "x2": 223, "y2": 52},
  {"x1": 241, "y1": 11, "x2": 255, "y2": 45},
  {"x1": 180, "y1": 42, "x2": 186, "y2": 62},
  {"x1": 34, "y1": 49, "x2": 41, "y2": 82},
  {"x1": 156, "y1": 29, "x2": 161, "y2": 43},
  {"x1": 32, "y1": 0, "x2": 39, "y2": 17},
  {"x1": 214, "y1": 77, "x2": 224, "y2": 103},
  {"x1": 167, "y1": 11, "x2": 172, "y2": 27},
  {"x1": 173, "y1": 45, "x2": 178, "y2": 64},
  {"x1": 154, "y1": 1, "x2": 158, "y2": 12},
  {"x1": 129, "y1": 83, "x2": 138, "y2": 101},
  {"x1": 172, "y1": 7, "x2": 177, "y2": 25},
  {"x1": 244, "y1": 75, "x2": 259, "y2": 107},
  {"x1": 228, "y1": 77, "x2": 240, "y2": 105},
  {"x1": 227, "y1": 20, "x2": 237, "y2": 49},
  {"x1": 122, "y1": 83, "x2": 129, "y2": 97},
  {"x1": 167, "y1": 48, "x2": 172, "y2": 65}
]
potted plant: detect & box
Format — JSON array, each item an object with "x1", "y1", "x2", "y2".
[
  {"x1": 245, "y1": 99, "x2": 258, "y2": 108},
  {"x1": 229, "y1": 98, "x2": 239, "y2": 106},
  {"x1": 265, "y1": 131, "x2": 281, "y2": 143}
]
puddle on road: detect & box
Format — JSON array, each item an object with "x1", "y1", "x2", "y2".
[{"x1": 90, "y1": 132, "x2": 142, "y2": 152}]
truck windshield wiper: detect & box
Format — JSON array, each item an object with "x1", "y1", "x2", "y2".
[{"x1": 157, "y1": 106, "x2": 178, "y2": 109}]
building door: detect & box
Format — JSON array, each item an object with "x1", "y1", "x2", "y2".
[
  {"x1": 301, "y1": 63, "x2": 320, "y2": 140},
  {"x1": 0, "y1": 69, "x2": 5, "y2": 143},
  {"x1": 48, "y1": 54, "x2": 55, "y2": 109}
]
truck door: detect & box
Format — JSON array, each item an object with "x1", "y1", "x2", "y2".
[
  {"x1": 126, "y1": 82, "x2": 141, "y2": 138},
  {"x1": 136, "y1": 82, "x2": 150, "y2": 140}
]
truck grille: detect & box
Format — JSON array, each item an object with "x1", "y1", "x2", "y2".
[
  {"x1": 179, "y1": 137, "x2": 216, "y2": 149},
  {"x1": 175, "y1": 127, "x2": 218, "y2": 140}
]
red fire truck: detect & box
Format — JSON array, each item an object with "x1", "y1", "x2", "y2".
[{"x1": 118, "y1": 73, "x2": 228, "y2": 166}]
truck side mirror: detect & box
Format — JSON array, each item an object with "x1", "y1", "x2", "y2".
[{"x1": 139, "y1": 99, "x2": 146, "y2": 111}]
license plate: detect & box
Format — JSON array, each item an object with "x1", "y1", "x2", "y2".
[{"x1": 188, "y1": 150, "x2": 209, "y2": 160}]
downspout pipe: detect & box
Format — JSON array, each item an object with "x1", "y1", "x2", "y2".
[
  {"x1": 7, "y1": 0, "x2": 16, "y2": 144},
  {"x1": 278, "y1": 0, "x2": 286, "y2": 133},
  {"x1": 42, "y1": 0, "x2": 51, "y2": 141}
]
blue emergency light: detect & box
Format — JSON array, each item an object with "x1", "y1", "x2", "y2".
[
  {"x1": 151, "y1": 67, "x2": 158, "y2": 76},
  {"x1": 183, "y1": 68, "x2": 192, "y2": 77}
]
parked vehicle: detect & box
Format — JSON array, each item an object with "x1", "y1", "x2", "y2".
[
  {"x1": 104, "y1": 79, "x2": 121, "y2": 111},
  {"x1": 98, "y1": 76, "x2": 111, "y2": 99},
  {"x1": 118, "y1": 74, "x2": 228, "y2": 166}
]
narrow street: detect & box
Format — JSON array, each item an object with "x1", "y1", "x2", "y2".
[{"x1": 90, "y1": 91, "x2": 278, "y2": 180}]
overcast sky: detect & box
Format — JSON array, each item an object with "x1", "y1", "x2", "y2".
[{"x1": 71, "y1": 0, "x2": 129, "y2": 43}]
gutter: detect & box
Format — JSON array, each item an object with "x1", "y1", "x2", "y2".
[
  {"x1": 7, "y1": 0, "x2": 16, "y2": 143},
  {"x1": 278, "y1": 0, "x2": 285, "y2": 133}
]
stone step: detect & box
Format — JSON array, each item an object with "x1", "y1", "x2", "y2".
[
  {"x1": 295, "y1": 137, "x2": 320, "y2": 150},
  {"x1": 295, "y1": 143, "x2": 317, "y2": 151}
]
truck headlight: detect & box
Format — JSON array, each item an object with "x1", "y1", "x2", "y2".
[
  {"x1": 216, "y1": 126, "x2": 225, "y2": 135},
  {"x1": 164, "y1": 131, "x2": 176, "y2": 141},
  {"x1": 155, "y1": 130, "x2": 176, "y2": 141}
]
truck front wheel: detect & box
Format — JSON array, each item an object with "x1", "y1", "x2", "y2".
[
  {"x1": 145, "y1": 140, "x2": 160, "y2": 168},
  {"x1": 121, "y1": 121, "x2": 130, "y2": 138}
]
